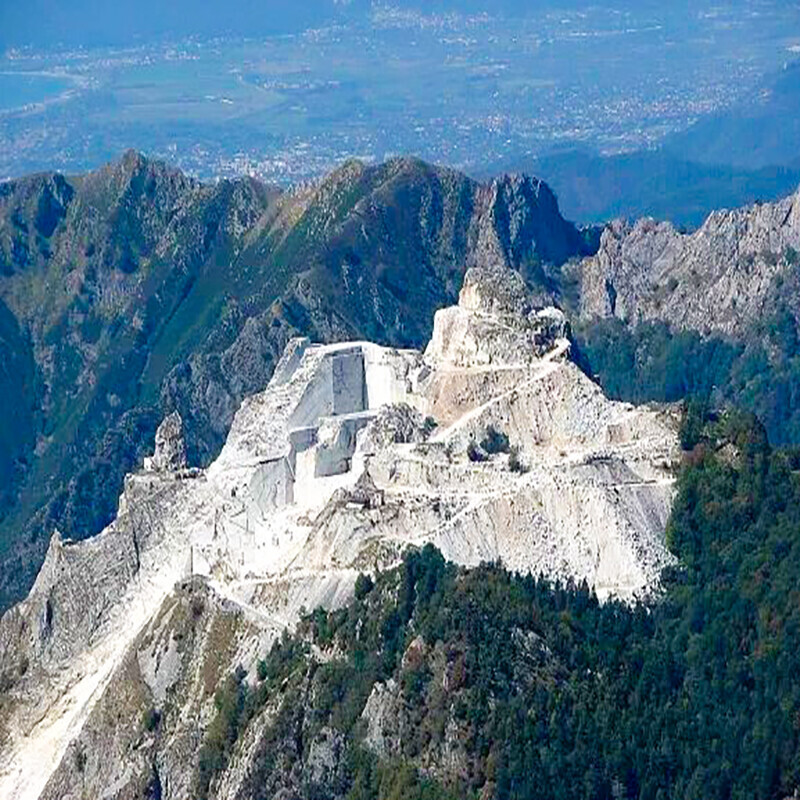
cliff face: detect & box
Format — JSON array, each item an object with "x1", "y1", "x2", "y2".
[
  {"x1": 0, "y1": 267, "x2": 678, "y2": 800},
  {"x1": 0, "y1": 154, "x2": 597, "y2": 613},
  {"x1": 574, "y1": 187, "x2": 800, "y2": 338}
]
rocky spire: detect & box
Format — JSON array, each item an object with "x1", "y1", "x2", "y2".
[
  {"x1": 458, "y1": 265, "x2": 531, "y2": 317},
  {"x1": 426, "y1": 266, "x2": 569, "y2": 368},
  {"x1": 145, "y1": 411, "x2": 187, "y2": 472}
]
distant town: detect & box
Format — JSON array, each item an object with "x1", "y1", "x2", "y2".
[{"x1": 1, "y1": 3, "x2": 798, "y2": 184}]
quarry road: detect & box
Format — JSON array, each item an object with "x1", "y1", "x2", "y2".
[{"x1": 432, "y1": 357, "x2": 564, "y2": 443}]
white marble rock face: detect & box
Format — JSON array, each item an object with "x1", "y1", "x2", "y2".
[{"x1": 0, "y1": 266, "x2": 680, "y2": 800}]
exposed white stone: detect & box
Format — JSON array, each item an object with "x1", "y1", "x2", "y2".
[
  {"x1": 577, "y1": 187, "x2": 800, "y2": 337},
  {"x1": 0, "y1": 268, "x2": 680, "y2": 800},
  {"x1": 143, "y1": 411, "x2": 187, "y2": 472}
]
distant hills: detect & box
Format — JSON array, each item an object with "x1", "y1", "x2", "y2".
[
  {"x1": 484, "y1": 60, "x2": 800, "y2": 229},
  {"x1": 664, "y1": 61, "x2": 800, "y2": 171},
  {"x1": 528, "y1": 151, "x2": 800, "y2": 229}
]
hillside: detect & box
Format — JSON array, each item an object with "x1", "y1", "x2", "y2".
[
  {"x1": 0, "y1": 153, "x2": 596, "y2": 612},
  {"x1": 5, "y1": 151, "x2": 800, "y2": 614},
  {"x1": 7, "y1": 407, "x2": 800, "y2": 800},
  {"x1": 568, "y1": 187, "x2": 800, "y2": 444}
]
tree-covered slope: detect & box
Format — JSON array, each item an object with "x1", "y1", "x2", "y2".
[
  {"x1": 572, "y1": 314, "x2": 800, "y2": 446},
  {"x1": 192, "y1": 410, "x2": 800, "y2": 800}
]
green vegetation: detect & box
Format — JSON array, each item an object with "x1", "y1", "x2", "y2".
[
  {"x1": 575, "y1": 315, "x2": 800, "y2": 446},
  {"x1": 467, "y1": 425, "x2": 516, "y2": 464},
  {"x1": 199, "y1": 410, "x2": 800, "y2": 799},
  {"x1": 573, "y1": 318, "x2": 740, "y2": 405},
  {"x1": 423, "y1": 416, "x2": 439, "y2": 438},
  {"x1": 507, "y1": 445, "x2": 526, "y2": 473},
  {"x1": 142, "y1": 707, "x2": 161, "y2": 733},
  {"x1": 466, "y1": 441, "x2": 487, "y2": 463},
  {"x1": 195, "y1": 666, "x2": 257, "y2": 799},
  {"x1": 354, "y1": 573, "x2": 375, "y2": 601},
  {"x1": 0, "y1": 299, "x2": 38, "y2": 524},
  {"x1": 479, "y1": 425, "x2": 511, "y2": 456},
  {"x1": 345, "y1": 754, "x2": 458, "y2": 800}
]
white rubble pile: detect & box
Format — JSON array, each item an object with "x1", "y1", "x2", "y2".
[{"x1": 0, "y1": 267, "x2": 680, "y2": 800}]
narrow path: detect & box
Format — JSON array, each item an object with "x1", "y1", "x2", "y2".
[
  {"x1": 0, "y1": 581, "x2": 174, "y2": 800},
  {"x1": 432, "y1": 341, "x2": 570, "y2": 443}
]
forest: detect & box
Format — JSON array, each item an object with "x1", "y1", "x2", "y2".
[{"x1": 196, "y1": 408, "x2": 800, "y2": 800}]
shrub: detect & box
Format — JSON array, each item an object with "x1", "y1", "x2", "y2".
[
  {"x1": 508, "y1": 446, "x2": 527, "y2": 474},
  {"x1": 480, "y1": 425, "x2": 510, "y2": 455},
  {"x1": 194, "y1": 666, "x2": 252, "y2": 799},
  {"x1": 467, "y1": 441, "x2": 487, "y2": 463},
  {"x1": 355, "y1": 573, "x2": 375, "y2": 601},
  {"x1": 143, "y1": 707, "x2": 161, "y2": 732},
  {"x1": 679, "y1": 398, "x2": 709, "y2": 451},
  {"x1": 422, "y1": 416, "x2": 438, "y2": 439}
]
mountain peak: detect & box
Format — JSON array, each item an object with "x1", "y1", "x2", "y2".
[{"x1": 120, "y1": 147, "x2": 148, "y2": 170}]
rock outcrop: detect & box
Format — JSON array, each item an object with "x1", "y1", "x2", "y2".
[
  {"x1": 427, "y1": 266, "x2": 570, "y2": 368},
  {"x1": 144, "y1": 411, "x2": 187, "y2": 472},
  {"x1": 0, "y1": 266, "x2": 678, "y2": 800},
  {"x1": 575, "y1": 187, "x2": 800, "y2": 337}
]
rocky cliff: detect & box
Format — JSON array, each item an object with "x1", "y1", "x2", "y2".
[
  {"x1": 0, "y1": 267, "x2": 678, "y2": 800},
  {"x1": 574, "y1": 187, "x2": 800, "y2": 338},
  {"x1": 567, "y1": 185, "x2": 800, "y2": 446}
]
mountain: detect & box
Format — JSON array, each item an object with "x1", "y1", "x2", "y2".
[
  {"x1": 568, "y1": 187, "x2": 800, "y2": 444},
  {"x1": 0, "y1": 153, "x2": 597, "y2": 613},
  {"x1": 6, "y1": 153, "x2": 800, "y2": 800},
  {"x1": 575, "y1": 188, "x2": 800, "y2": 338},
  {"x1": 33, "y1": 405, "x2": 793, "y2": 800},
  {"x1": 0, "y1": 266, "x2": 680, "y2": 799}
]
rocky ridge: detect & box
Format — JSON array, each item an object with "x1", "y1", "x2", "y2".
[
  {"x1": 0, "y1": 266, "x2": 678, "y2": 800},
  {"x1": 575, "y1": 186, "x2": 800, "y2": 337}
]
